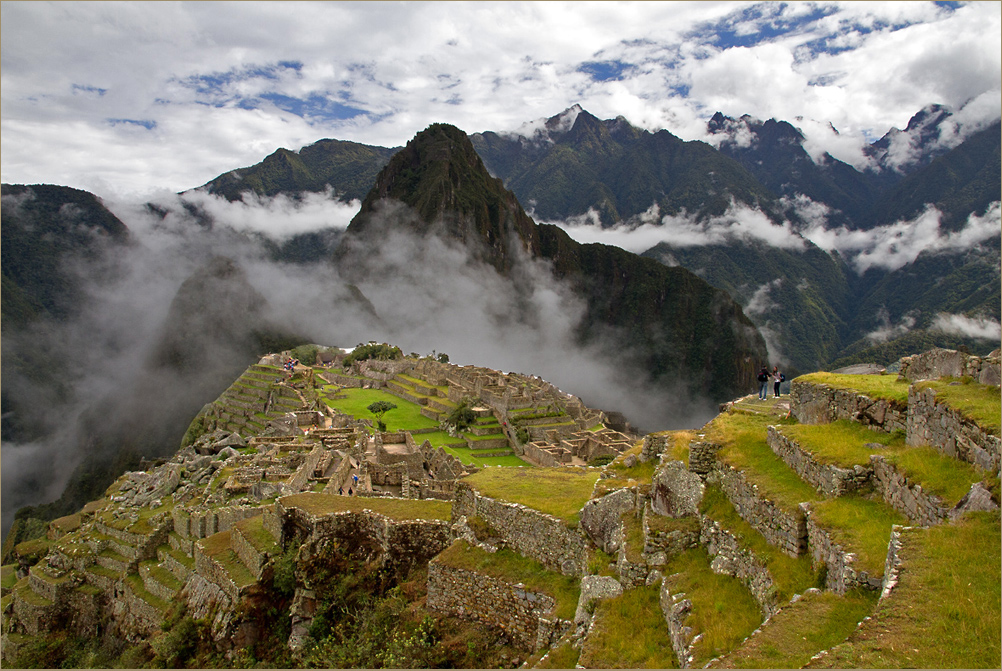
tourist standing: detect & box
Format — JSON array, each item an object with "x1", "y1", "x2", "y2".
[
  {"x1": 757, "y1": 366, "x2": 770, "y2": 400},
  {"x1": 773, "y1": 366, "x2": 783, "y2": 398}
]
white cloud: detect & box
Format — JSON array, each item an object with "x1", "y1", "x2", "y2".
[
  {"x1": 930, "y1": 313, "x2": 1002, "y2": 342},
  {"x1": 745, "y1": 278, "x2": 783, "y2": 317},
  {"x1": 549, "y1": 200, "x2": 806, "y2": 252},
  {"x1": 866, "y1": 309, "x2": 917, "y2": 344},
  {"x1": 2, "y1": 1, "x2": 1000, "y2": 198},
  {"x1": 802, "y1": 201, "x2": 1002, "y2": 273},
  {"x1": 180, "y1": 189, "x2": 361, "y2": 239}
]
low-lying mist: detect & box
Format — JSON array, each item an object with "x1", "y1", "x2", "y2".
[{"x1": 2, "y1": 189, "x2": 717, "y2": 535}]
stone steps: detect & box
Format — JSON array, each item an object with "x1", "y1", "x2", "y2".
[{"x1": 139, "y1": 559, "x2": 184, "y2": 602}]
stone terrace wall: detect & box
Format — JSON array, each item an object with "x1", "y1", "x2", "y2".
[
  {"x1": 708, "y1": 463, "x2": 807, "y2": 557},
  {"x1": 688, "y1": 441, "x2": 722, "y2": 475},
  {"x1": 426, "y1": 559, "x2": 572, "y2": 651},
  {"x1": 452, "y1": 482, "x2": 588, "y2": 575},
  {"x1": 766, "y1": 426, "x2": 872, "y2": 498},
  {"x1": 790, "y1": 381, "x2": 907, "y2": 434},
  {"x1": 870, "y1": 455, "x2": 952, "y2": 526},
  {"x1": 699, "y1": 516, "x2": 778, "y2": 618},
  {"x1": 802, "y1": 503, "x2": 882, "y2": 594},
  {"x1": 898, "y1": 347, "x2": 1001, "y2": 385},
  {"x1": 907, "y1": 386, "x2": 1000, "y2": 472},
  {"x1": 660, "y1": 576, "x2": 699, "y2": 669}
]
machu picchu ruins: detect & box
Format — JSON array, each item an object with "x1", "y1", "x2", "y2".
[{"x1": 2, "y1": 345, "x2": 1000, "y2": 669}]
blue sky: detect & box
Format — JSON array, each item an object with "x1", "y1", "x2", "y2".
[{"x1": 1, "y1": 1, "x2": 999, "y2": 198}]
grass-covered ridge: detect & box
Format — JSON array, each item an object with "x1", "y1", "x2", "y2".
[
  {"x1": 578, "y1": 583, "x2": 678, "y2": 669},
  {"x1": 461, "y1": 467, "x2": 600, "y2": 526},
  {"x1": 916, "y1": 377, "x2": 1002, "y2": 435},
  {"x1": 795, "y1": 372, "x2": 911, "y2": 404}
]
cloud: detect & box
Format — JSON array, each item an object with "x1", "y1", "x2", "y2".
[
  {"x1": 744, "y1": 278, "x2": 783, "y2": 317},
  {"x1": 930, "y1": 313, "x2": 1002, "y2": 342},
  {"x1": 865, "y1": 309, "x2": 917, "y2": 344},
  {"x1": 547, "y1": 200, "x2": 806, "y2": 252},
  {"x1": 2, "y1": 2, "x2": 1000, "y2": 198},
  {"x1": 181, "y1": 189, "x2": 361, "y2": 239},
  {"x1": 802, "y1": 201, "x2": 1002, "y2": 273}
]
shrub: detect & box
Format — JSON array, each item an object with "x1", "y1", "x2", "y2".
[
  {"x1": 446, "y1": 401, "x2": 478, "y2": 431},
  {"x1": 343, "y1": 342, "x2": 402, "y2": 367}
]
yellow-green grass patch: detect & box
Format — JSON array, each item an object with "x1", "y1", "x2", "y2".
[
  {"x1": 705, "y1": 411, "x2": 821, "y2": 513},
  {"x1": 13, "y1": 537, "x2": 51, "y2": 562},
  {"x1": 1, "y1": 565, "x2": 18, "y2": 591},
  {"x1": 622, "y1": 511, "x2": 645, "y2": 563},
  {"x1": 884, "y1": 444, "x2": 987, "y2": 507},
  {"x1": 435, "y1": 540, "x2": 580, "y2": 620},
  {"x1": 198, "y1": 531, "x2": 255, "y2": 588},
  {"x1": 279, "y1": 492, "x2": 452, "y2": 521},
  {"x1": 700, "y1": 484, "x2": 821, "y2": 603},
  {"x1": 124, "y1": 572, "x2": 170, "y2": 612},
  {"x1": 712, "y1": 588, "x2": 877, "y2": 668},
  {"x1": 535, "y1": 639, "x2": 581, "y2": 669},
  {"x1": 462, "y1": 467, "x2": 600, "y2": 526},
  {"x1": 916, "y1": 377, "x2": 1001, "y2": 436},
  {"x1": 795, "y1": 372, "x2": 911, "y2": 404},
  {"x1": 579, "y1": 583, "x2": 679, "y2": 668},
  {"x1": 665, "y1": 548, "x2": 764, "y2": 665},
  {"x1": 780, "y1": 420, "x2": 905, "y2": 468},
  {"x1": 14, "y1": 580, "x2": 53, "y2": 607},
  {"x1": 809, "y1": 510, "x2": 1000, "y2": 669},
  {"x1": 587, "y1": 547, "x2": 618, "y2": 577},
  {"x1": 321, "y1": 387, "x2": 440, "y2": 432},
  {"x1": 127, "y1": 498, "x2": 176, "y2": 535},
  {"x1": 235, "y1": 515, "x2": 279, "y2": 554},
  {"x1": 808, "y1": 495, "x2": 907, "y2": 576},
  {"x1": 49, "y1": 514, "x2": 81, "y2": 535}
]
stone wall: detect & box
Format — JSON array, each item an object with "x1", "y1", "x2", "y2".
[
  {"x1": 641, "y1": 433, "x2": 670, "y2": 463},
  {"x1": 802, "y1": 503, "x2": 882, "y2": 594},
  {"x1": 766, "y1": 426, "x2": 872, "y2": 498},
  {"x1": 651, "y1": 460, "x2": 704, "y2": 517},
  {"x1": 898, "y1": 347, "x2": 1001, "y2": 385},
  {"x1": 790, "y1": 381, "x2": 907, "y2": 433},
  {"x1": 907, "y1": 386, "x2": 1000, "y2": 472},
  {"x1": 870, "y1": 455, "x2": 951, "y2": 526},
  {"x1": 660, "y1": 576, "x2": 699, "y2": 669},
  {"x1": 688, "y1": 440, "x2": 722, "y2": 475},
  {"x1": 709, "y1": 464, "x2": 807, "y2": 557},
  {"x1": 452, "y1": 482, "x2": 588, "y2": 575},
  {"x1": 579, "y1": 488, "x2": 635, "y2": 554},
  {"x1": 699, "y1": 516, "x2": 778, "y2": 618},
  {"x1": 425, "y1": 559, "x2": 572, "y2": 651}
]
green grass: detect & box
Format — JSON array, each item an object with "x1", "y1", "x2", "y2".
[
  {"x1": 1, "y1": 564, "x2": 18, "y2": 591},
  {"x1": 884, "y1": 444, "x2": 988, "y2": 507},
  {"x1": 435, "y1": 540, "x2": 580, "y2": 620},
  {"x1": 780, "y1": 421, "x2": 905, "y2": 468},
  {"x1": 579, "y1": 583, "x2": 678, "y2": 668},
  {"x1": 124, "y1": 572, "x2": 170, "y2": 612},
  {"x1": 916, "y1": 377, "x2": 1002, "y2": 436},
  {"x1": 321, "y1": 387, "x2": 439, "y2": 432},
  {"x1": 535, "y1": 639, "x2": 581, "y2": 669},
  {"x1": 622, "y1": 511, "x2": 645, "y2": 563},
  {"x1": 700, "y1": 484, "x2": 821, "y2": 604},
  {"x1": 198, "y1": 531, "x2": 255, "y2": 588},
  {"x1": 705, "y1": 411, "x2": 822, "y2": 513},
  {"x1": 235, "y1": 515, "x2": 279, "y2": 554},
  {"x1": 461, "y1": 467, "x2": 600, "y2": 526},
  {"x1": 809, "y1": 511, "x2": 1000, "y2": 669},
  {"x1": 795, "y1": 372, "x2": 911, "y2": 404},
  {"x1": 14, "y1": 581, "x2": 53, "y2": 607},
  {"x1": 587, "y1": 547, "x2": 618, "y2": 577},
  {"x1": 279, "y1": 492, "x2": 452, "y2": 521},
  {"x1": 808, "y1": 495, "x2": 908, "y2": 577},
  {"x1": 712, "y1": 589, "x2": 878, "y2": 668},
  {"x1": 85, "y1": 564, "x2": 120, "y2": 581},
  {"x1": 664, "y1": 548, "x2": 764, "y2": 665}
]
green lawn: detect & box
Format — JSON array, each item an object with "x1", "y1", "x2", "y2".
[
  {"x1": 794, "y1": 372, "x2": 911, "y2": 404},
  {"x1": 461, "y1": 467, "x2": 600, "y2": 526},
  {"x1": 780, "y1": 420, "x2": 905, "y2": 468},
  {"x1": 320, "y1": 388, "x2": 439, "y2": 432},
  {"x1": 579, "y1": 583, "x2": 679, "y2": 668},
  {"x1": 916, "y1": 377, "x2": 1002, "y2": 436},
  {"x1": 279, "y1": 492, "x2": 452, "y2": 521}
]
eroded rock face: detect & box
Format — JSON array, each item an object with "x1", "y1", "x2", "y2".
[
  {"x1": 651, "y1": 460, "x2": 703, "y2": 519},
  {"x1": 580, "y1": 488, "x2": 635, "y2": 554},
  {"x1": 899, "y1": 347, "x2": 1001, "y2": 385}
]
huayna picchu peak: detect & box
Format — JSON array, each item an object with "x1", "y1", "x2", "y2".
[{"x1": 2, "y1": 345, "x2": 999, "y2": 668}]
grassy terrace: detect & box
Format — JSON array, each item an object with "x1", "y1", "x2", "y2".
[
  {"x1": 279, "y1": 492, "x2": 452, "y2": 521},
  {"x1": 664, "y1": 548, "x2": 763, "y2": 666},
  {"x1": 809, "y1": 511, "x2": 1001, "y2": 669},
  {"x1": 198, "y1": 531, "x2": 255, "y2": 588},
  {"x1": 124, "y1": 572, "x2": 170, "y2": 611},
  {"x1": 808, "y1": 495, "x2": 907, "y2": 576},
  {"x1": 235, "y1": 515, "x2": 279, "y2": 553},
  {"x1": 778, "y1": 421, "x2": 988, "y2": 507},
  {"x1": 461, "y1": 467, "x2": 600, "y2": 526},
  {"x1": 579, "y1": 583, "x2": 679, "y2": 669},
  {"x1": 1, "y1": 565, "x2": 18, "y2": 592},
  {"x1": 711, "y1": 588, "x2": 878, "y2": 669},
  {"x1": 435, "y1": 540, "x2": 580, "y2": 620},
  {"x1": 794, "y1": 372, "x2": 911, "y2": 404},
  {"x1": 704, "y1": 411, "x2": 822, "y2": 513},
  {"x1": 700, "y1": 484, "x2": 821, "y2": 603},
  {"x1": 916, "y1": 377, "x2": 1002, "y2": 435}
]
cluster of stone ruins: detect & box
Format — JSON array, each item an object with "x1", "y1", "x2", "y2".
[{"x1": 3, "y1": 347, "x2": 999, "y2": 668}]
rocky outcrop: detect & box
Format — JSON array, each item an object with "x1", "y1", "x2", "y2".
[
  {"x1": 651, "y1": 460, "x2": 704, "y2": 517},
  {"x1": 580, "y1": 488, "x2": 635, "y2": 554},
  {"x1": 790, "y1": 381, "x2": 907, "y2": 433},
  {"x1": 898, "y1": 347, "x2": 1001, "y2": 385}
]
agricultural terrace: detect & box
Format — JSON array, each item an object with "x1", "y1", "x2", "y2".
[
  {"x1": 794, "y1": 372, "x2": 911, "y2": 404},
  {"x1": 915, "y1": 377, "x2": 1002, "y2": 435},
  {"x1": 317, "y1": 384, "x2": 528, "y2": 468},
  {"x1": 461, "y1": 467, "x2": 601, "y2": 526},
  {"x1": 280, "y1": 492, "x2": 452, "y2": 521}
]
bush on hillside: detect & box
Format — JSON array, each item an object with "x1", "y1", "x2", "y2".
[{"x1": 343, "y1": 342, "x2": 402, "y2": 368}]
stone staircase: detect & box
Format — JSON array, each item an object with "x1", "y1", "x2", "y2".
[{"x1": 205, "y1": 364, "x2": 305, "y2": 436}]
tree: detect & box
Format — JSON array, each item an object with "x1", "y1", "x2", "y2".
[{"x1": 367, "y1": 400, "x2": 397, "y2": 431}]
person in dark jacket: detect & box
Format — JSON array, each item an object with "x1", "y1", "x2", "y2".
[{"x1": 757, "y1": 366, "x2": 770, "y2": 400}]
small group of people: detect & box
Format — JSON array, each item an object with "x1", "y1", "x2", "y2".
[{"x1": 757, "y1": 365, "x2": 785, "y2": 400}]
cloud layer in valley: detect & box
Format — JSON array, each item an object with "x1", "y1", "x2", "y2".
[{"x1": 2, "y1": 1, "x2": 999, "y2": 198}]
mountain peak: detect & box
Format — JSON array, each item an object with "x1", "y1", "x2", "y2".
[{"x1": 336, "y1": 123, "x2": 540, "y2": 276}]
